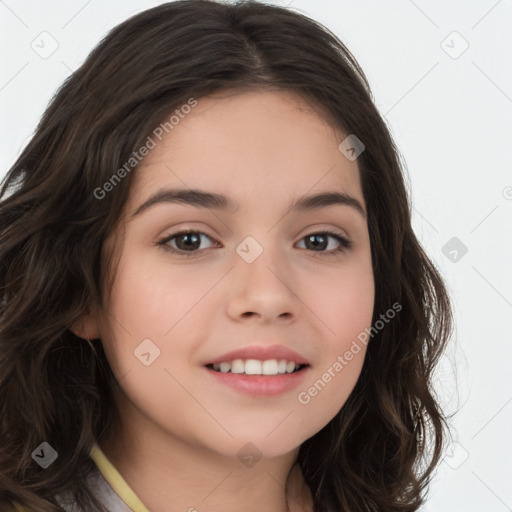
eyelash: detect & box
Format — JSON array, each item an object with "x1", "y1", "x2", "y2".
[{"x1": 156, "y1": 229, "x2": 353, "y2": 257}]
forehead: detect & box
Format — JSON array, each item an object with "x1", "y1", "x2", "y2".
[{"x1": 128, "y1": 89, "x2": 363, "y2": 211}]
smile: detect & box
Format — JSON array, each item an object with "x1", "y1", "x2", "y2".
[
  {"x1": 206, "y1": 358, "x2": 308, "y2": 375},
  {"x1": 204, "y1": 362, "x2": 310, "y2": 396}
]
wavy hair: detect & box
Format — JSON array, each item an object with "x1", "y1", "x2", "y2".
[{"x1": 0, "y1": 1, "x2": 453, "y2": 510}]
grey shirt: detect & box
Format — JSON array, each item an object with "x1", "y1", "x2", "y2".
[{"x1": 56, "y1": 467, "x2": 134, "y2": 512}]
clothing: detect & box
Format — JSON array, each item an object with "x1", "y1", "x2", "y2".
[{"x1": 13, "y1": 443, "x2": 150, "y2": 512}]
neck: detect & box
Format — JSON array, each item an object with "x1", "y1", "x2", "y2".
[{"x1": 98, "y1": 391, "x2": 314, "y2": 512}]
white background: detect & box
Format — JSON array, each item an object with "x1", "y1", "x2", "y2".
[{"x1": 1, "y1": 1, "x2": 511, "y2": 510}]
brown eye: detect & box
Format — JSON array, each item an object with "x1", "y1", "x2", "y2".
[
  {"x1": 297, "y1": 231, "x2": 352, "y2": 254},
  {"x1": 173, "y1": 232, "x2": 202, "y2": 251},
  {"x1": 158, "y1": 230, "x2": 219, "y2": 256},
  {"x1": 303, "y1": 233, "x2": 329, "y2": 251}
]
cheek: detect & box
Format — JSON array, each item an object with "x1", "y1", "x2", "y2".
[
  {"x1": 304, "y1": 257, "x2": 375, "y2": 344},
  {"x1": 104, "y1": 254, "x2": 215, "y2": 341},
  {"x1": 295, "y1": 350, "x2": 365, "y2": 443},
  {"x1": 294, "y1": 260, "x2": 374, "y2": 426},
  {"x1": 97, "y1": 253, "x2": 220, "y2": 388}
]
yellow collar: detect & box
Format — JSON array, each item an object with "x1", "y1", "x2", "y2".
[
  {"x1": 12, "y1": 443, "x2": 150, "y2": 512},
  {"x1": 89, "y1": 442, "x2": 150, "y2": 512}
]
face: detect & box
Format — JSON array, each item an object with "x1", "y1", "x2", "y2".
[{"x1": 79, "y1": 89, "x2": 374, "y2": 461}]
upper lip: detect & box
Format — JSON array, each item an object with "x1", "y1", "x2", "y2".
[{"x1": 204, "y1": 344, "x2": 309, "y2": 366}]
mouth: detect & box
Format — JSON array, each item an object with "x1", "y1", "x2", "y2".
[
  {"x1": 205, "y1": 360, "x2": 310, "y2": 375},
  {"x1": 204, "y1": 360, "x2": 311, "y2": 396}
]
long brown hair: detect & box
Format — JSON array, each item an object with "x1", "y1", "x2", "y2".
[{"x1": 0, "y1": 1, "x2": 454, "y2": 510}]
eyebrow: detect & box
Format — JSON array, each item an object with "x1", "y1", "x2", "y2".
[{"x1": 130, "y1": 188, "x2": 366, "y2": 219}]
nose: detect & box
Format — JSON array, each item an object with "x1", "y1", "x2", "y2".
[{"x1": 225, "y1": 240, "x2": 301, "y2": 324}]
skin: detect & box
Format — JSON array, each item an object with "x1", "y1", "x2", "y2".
[{"x1": 73, "y1": 89, "x2": 375, "y2": 512}]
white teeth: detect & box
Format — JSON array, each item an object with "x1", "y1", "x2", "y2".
[
  {"x1": 245, "y1": 359, "x2": 262, "y2": 375},
  {"x1": 219, "y1": 362, "x2": 231, "y2": 373},
  {"x1": 262, "y1": 359, "x2": 279, "y2": 375},
  {"x1": 231, "y1": 359, "x2": 245, "y2": 374},
  {"x1": 210, "y1": 358, "x2": 304, "y2": 375}
]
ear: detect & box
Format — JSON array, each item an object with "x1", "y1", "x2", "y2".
[{"x1": 70, "y1": 306, "x2": 101, "y2": 341}]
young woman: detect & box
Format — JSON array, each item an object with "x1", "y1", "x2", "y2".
[{"x1": 0, "y1": 1, "x2": 453, "y2": 511}]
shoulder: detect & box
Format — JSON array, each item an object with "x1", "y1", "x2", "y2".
[
  {"x1": 53, "y1": 467, "x2": 133, "y2": 512},
  {"x1": 10, "y1": 464, "x2": 133, "y2": 512}
]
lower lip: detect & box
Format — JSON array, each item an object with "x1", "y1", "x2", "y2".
[{"x1": 204, "y1": 366, "x2": 310, "y2": 396}]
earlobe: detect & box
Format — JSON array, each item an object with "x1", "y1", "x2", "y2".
[{"x1": 70, "y1": 310, "x2": 101, "y2": 341}]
